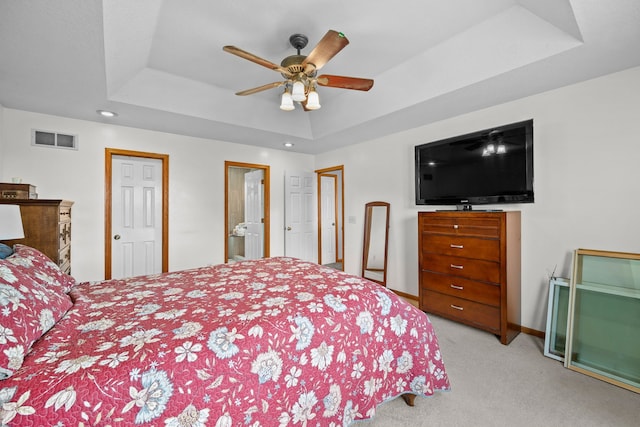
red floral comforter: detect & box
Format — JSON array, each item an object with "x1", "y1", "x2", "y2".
[{"x1": 1, "y1": 257, "x2": 449, "y2": 426}]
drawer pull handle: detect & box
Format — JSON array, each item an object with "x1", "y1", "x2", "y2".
[
  {"x1": 450, "y1": 284, "x2": 464, "y2": 290},
  {"x1": 450, "y1": 244, "x2": 464, "y2": 249},
  {"x1": 450, "y1": 264, "x2": 464, "y2": 270},
  {"x1": 453, "y1": 224, "x2": 459, "y2": 229},
  {"x1": 450, "y1": 304, "x2": 464, "y2": 311}
]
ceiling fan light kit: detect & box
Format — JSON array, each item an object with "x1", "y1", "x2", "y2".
[
  {"x1": 223, "y1": 30, "x2": 373, "y2": 112},
  {"x1": 305, "y1": 87, "x2": 321, "y2": 110},
  {"x1": 280, "y1": 87, "x2": 295, "y2": 111},
  {"x1": 291, "y1": 80, "x2": 306, "y2": 102}
]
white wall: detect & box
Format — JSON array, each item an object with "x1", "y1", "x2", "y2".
[
  {"x1": 0, "y1": 109, "x2": 314, "y2": 281},
  {"x1": 316, "y1": 66, "x2": 640, "y2": 332},
  {"x1": 2, "y1": 66, "x2": 639, "y2": 332}
]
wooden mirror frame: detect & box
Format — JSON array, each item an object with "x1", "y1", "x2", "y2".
[{"x1": 361, "y1": 201, "x2": 390, "y2": 286}]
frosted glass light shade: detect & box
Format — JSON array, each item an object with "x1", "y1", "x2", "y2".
[
  {"x1": 0, "y1": 205, "x2": 25, "y2": 239},
  {"x1": 280, "y1": 91, "x2": 294, "y2": 111},
  {"x1": 291, "y1": 81, "x2": 306, "y2": 102},
  {"x1": 306, "y1": 90, "x2": 321, "y2": 110}
]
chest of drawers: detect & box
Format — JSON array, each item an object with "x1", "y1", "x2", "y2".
[
  {"x1": 418, "y1": 211, "x2": 521, "y2": 344},
  {"x1": 0, "y1": 199, "x2": 73, "y2": 274}
]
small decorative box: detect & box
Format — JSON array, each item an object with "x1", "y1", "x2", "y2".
[{"x1": 0, "y1": 183, "x2": 38, "y2": 199}]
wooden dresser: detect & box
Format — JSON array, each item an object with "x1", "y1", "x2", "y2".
[
  {"x1": 418, "y1": 211, "x2": 521, "y2": 344},
  {"x1": 0, "y1": 199, "x2": 73, "y2": 274}
]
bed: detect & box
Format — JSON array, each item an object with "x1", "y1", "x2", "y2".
[{"x1": 1, "y1": 245, "x2": 449, "y2": 426}]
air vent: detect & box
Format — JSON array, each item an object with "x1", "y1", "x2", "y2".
[{"x1": 31, "y1": 129, "x2": 78, "y2": 150}]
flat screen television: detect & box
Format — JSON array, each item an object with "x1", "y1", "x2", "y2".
[{"x1": 415, "y1": 119, "x2": 534, "y2": 208}]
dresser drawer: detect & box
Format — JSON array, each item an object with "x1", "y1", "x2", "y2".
[
  {"x1": 420, "y1": 215, "x2": 500, "y2": 238},
  {"x1": 421, "y1": 253, "x2": 500, "y2": 283},
  {"x1": 59, "y1": 222, "x2": 71, "y2": 247},
  {"x1": 59, "y1": 205, "x2": 72, "y2": 222},
  {"x1": 421, "y1": 290, "x2": 500, "y2": 332},
  {"x1": 421, "y1": 233, "x2": 500, "y2": 261},
  {"x1": 59, "y1": 244, "x2": 71, "y2": 266},
  {"x1": 58, "y1": 245, "x2": 71, "y2": 274},
  {"x1": 421, "y1": 271, "x2": 500, "y2": 306}
]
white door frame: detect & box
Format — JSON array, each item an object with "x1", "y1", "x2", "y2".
[{"x1": 105, "y1": 148, "x2": 169, "y2": 280}]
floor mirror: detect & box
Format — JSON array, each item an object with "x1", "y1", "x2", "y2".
[{"x1": 362, "y1": 201, "x2": 390, "y2": 286}]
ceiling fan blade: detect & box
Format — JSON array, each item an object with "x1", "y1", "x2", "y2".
[
  {"x1": 301, "y1": 30, "x2": 349, "y2": 73},
  {"x1": 235, "y1": 81, "x2": 284, "y2": 96},
  {"x1": 316, "y1": 75, "x2": 374, "y2": 91},
  {"x1": 223, "y1": 46, "x2": 289, "y2": 74}
]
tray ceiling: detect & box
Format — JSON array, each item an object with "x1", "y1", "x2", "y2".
[{"x1": 1, "y1": 0, "x2": 639, "y2": 154}]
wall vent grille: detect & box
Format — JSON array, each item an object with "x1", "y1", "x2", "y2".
[{"x1": 31, "y1": 129, "x2": 78, "y2": 150}]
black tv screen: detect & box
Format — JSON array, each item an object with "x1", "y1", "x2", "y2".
[{"x1": 415, "y1": 119, "x2": 534, "y2": 207}]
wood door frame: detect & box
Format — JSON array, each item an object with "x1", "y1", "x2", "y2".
[
  {"x1": 315, "y1": 165, "x2": 344, "y2": 267},
  {"x1": 224, "y1": 161, "x2": 270, "y2": 262},
  {"x1": 105, "y1": 148, "x2": 169, "y2": 279}
]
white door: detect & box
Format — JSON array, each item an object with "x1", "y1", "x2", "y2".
[
  {"x1": 320, "y1": 175, "x2": 337, "y2": 264},
  {"x1": 244, "y1": 169, "x2": 264, "y2": 259},
  {"x1": 284, "y1": 171, "x2": 316, "y2": 261},
  {"x1": 111, "y1": 156, "x2": 163, "y2": 278}
]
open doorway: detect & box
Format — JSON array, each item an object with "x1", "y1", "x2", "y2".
[
  {"x1": 316, "y1": 165, "x2": 344, "y2": 270},
  {"x1": 224, "y1": 161, "x2": 270, "y2": 263}
]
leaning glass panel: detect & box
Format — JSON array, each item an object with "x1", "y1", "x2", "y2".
[
  {"x1": 544, "y1": 278, "x2": 570, "y2": 361},
  {"x1": 566, "y1": 249, "x2": 640, "y2": 393}
]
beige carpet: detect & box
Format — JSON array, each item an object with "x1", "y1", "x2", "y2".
[{"x1": 360, "y1": 314, "x2": 639, "y2": 426}]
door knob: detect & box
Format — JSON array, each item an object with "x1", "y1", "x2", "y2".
[
  {"x1": 286, "y1": 227, "x2": 292, "y2": 231},
  {"x1": 114, "y1": 234, "x2": 121, "y2": 240}
]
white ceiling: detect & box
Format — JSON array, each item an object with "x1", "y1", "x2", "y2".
[{"x1": 1, "y1": 0, "x2": 639, "y2": 154}]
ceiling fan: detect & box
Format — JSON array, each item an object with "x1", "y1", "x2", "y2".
[{"x1": 223, "y1": 30, "x2": 374, "y2": 111}]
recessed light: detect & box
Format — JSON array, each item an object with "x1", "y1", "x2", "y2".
[
  {"x1": 283, "y1": 142, "x2": 294, "y2": 148},
  {"x1": 97, "y1": 110, "x2": 118, "y2": 117}
]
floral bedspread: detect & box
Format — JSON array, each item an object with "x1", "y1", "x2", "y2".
[{"x1": 1, "y1": 257, "x2": 449, "y2": 426}]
